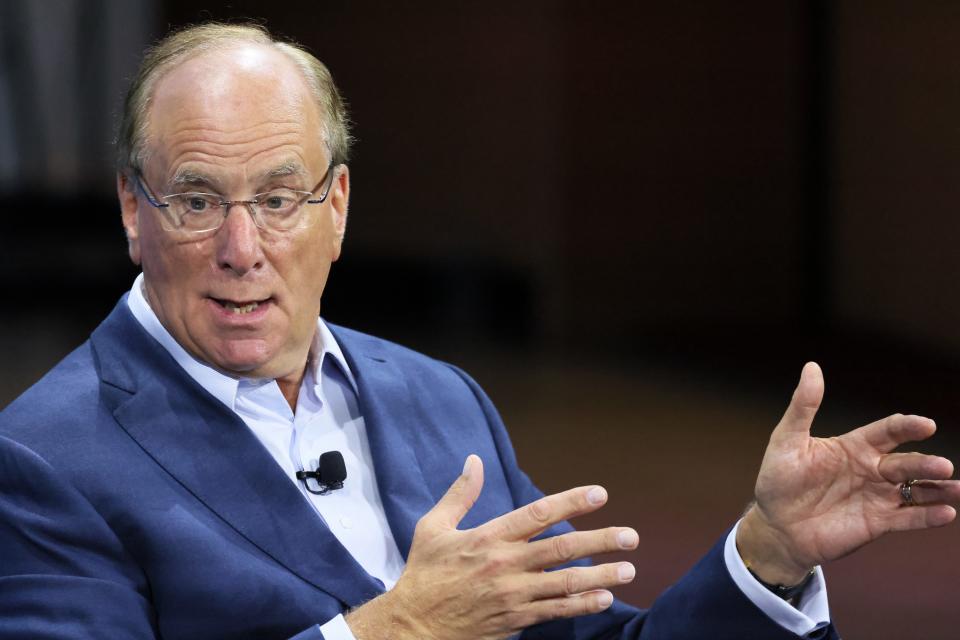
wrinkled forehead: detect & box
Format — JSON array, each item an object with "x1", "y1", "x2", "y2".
[{"x1": 144, "y1": 44, "x2": 326, "y2": 171}]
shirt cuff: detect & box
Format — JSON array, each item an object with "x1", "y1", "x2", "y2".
[
  {"x1": 724, "y1": 519, "x2": 831, "y2": 637},
  {"x1": 319, "y1": 614, "x2": 358, "y2": 640}
]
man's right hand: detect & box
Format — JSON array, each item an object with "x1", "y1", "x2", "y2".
[{"x1": 345, "y1": 454, "x2": 639, "y2": 640}]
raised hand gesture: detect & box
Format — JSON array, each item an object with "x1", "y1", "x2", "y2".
[
  {"x1": 346, "y1": 455, "x2": 639, "y2": 640},
  {"x1": 737, "y1": 362, "x2": 960, "y2": 584}
]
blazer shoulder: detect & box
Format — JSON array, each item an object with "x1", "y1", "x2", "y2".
[
  {"x1": 326, "y1": 321, "x2": 471, "y2": 381},
  {"x1": 0, "y1": 340, "x2": 103, "y2": 443}
]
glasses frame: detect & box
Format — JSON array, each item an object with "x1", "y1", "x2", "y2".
[{"x1": 134, "y1": 160, "x2": 338, "y2": 234}]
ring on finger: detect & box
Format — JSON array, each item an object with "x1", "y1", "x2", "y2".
[{"x1": 899, "y1": 479, "x2": 920, "y2": 506}]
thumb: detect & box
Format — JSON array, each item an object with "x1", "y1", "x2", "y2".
[
  {"x1": 773, "y1": 362, "x2": 824, "y2": 439},
  {"x1": 428, "y1": 454, "x2": 485, "y2": 529}
]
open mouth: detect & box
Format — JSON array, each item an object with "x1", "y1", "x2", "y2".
[{"x1": 212, "y1": 297, "x2": 272, "y2": 315}]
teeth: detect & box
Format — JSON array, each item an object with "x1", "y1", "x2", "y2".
[{"x1": 226, "y1": 301, "x2": 259, "y2": 314}]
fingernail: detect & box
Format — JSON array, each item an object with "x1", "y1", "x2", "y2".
[
  {"x1": 597, "y1": 591, "x2": 613, "y2": 609},
  {"x1": 587, "y1": 487, "x2": 607, "y2": 505},
  {"x1": 618, "y1": 563, "x2": 635, "y2": 582},
  {"x1": 462, "y1": 455, "x2": 473, "y2": 478},
  {"x1": 617, "y1": 529, "x2": 639, "y2": 548}
]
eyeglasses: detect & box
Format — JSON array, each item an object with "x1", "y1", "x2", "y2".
[{"x1": 134, "y1": 161, "x2": 338, "y2": 235}]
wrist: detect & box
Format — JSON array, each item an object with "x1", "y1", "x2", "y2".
[
  {"x1": 345, "y1": 590, "x2": 429, "y2": 640},
  {"x1": 737, "y1": 506, "x2": 814, "y2": 585}
]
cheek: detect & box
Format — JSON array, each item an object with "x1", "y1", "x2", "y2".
[
  {"x1": 137, "y1": 227, "x2": 169, "y2": 280},
  {"x1": 275, "y1": 231, "x2": 335, "y2": 294},
  {"x1": 285, "y1": 254, "x2": 330, "y2": 305},
  {"x1": 139, "y1": 230, "x2": 208, "y2": 294}
]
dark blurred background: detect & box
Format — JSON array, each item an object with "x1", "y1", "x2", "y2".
[{"x1": 3, "y1": 1, "x2": 960, "y2": 637}]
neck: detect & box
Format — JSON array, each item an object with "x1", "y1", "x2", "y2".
[{"x1": 276, "y1": 367, "x2": 306, "y2": 413}]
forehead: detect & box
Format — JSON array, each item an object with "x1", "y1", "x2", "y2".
[{"x1": 145, "y1": 44, "x2": 325, "y2": 178}]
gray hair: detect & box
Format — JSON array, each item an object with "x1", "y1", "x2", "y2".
[{"x1": 116, "y1": 22, "x2": 352, "y2": 173}]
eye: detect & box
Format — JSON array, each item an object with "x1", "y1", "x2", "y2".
[
  {"x1": 259, "y1": 191, "x2": 297, "y2": 212},
  {"x1": 187, "y1": 195, "x2": 209, "y2": 212},
  {"x1": 264, "y1": 195, "x2": 286, "y2": 210}
]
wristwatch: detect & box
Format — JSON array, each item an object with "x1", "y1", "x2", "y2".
[{"x1": 746, "y1": 566, "x2": 816, "y2": 604}]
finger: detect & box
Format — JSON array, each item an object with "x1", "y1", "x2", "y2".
[
  {"x1": 426, "y1": 455, "x2": 485, "y2": 529},
  {"x1": 771, "y1": 362, "x2": 824, "y2": 440},
  {"x1": 522, "y1": 528, "x2": 639, "y2": 570},
  {"x1": 857, "y1": 414, "x2": 937, "y2": 454},
  {"x1": 878, "y1": 452, "x2": 954, "y2": 483},
  {"x1": 895, "y1": 479, "x2": 960, "y2": 507},
  {"x1": 516, "y1": 590, "x2": 614, "y2": 627},
  {"x1": 527, "y1": 563, "x2": 636, "y2": 601},
  {"x1": 480, "y1": 486, "x2": 608, "y2": 542},
  {"x1": 883, "y1": 504, "x2": 956, "y2": 532}
]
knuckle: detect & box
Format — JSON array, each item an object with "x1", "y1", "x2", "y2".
[
  {"x1": 507, "y1": 608, "x2": 535, "y2": 631},
  {"x1": 552, "y1": 595, "x2": 573, "y2": 619},
  {"x1": 604, "y1": 527, "x2": 622, "y2": 550},
  {"x1": 607, "y1": 563, "x2": 623, "y2": 583},
  {"x1": 562, "y1": 569, "x2": 581, "y2": 596},
  {"x1": 585, "y1": 593, "x2": 603, "y2": 615},
  {"x1": 485, "y1": 577, "x2": 512, "y2": 607},
  {"x1": 472, "y1": 526, "x2": 495, "y2": 547},
  {"x1": 412, "y1": 516, "x2": 433, "y2": 537},
  {"x1": 528, "y1": 498, "x2": 552, "y2": 524},
  {"x1": 483, "y1": 548, "x2": 510, "y2": 574},
  {"x1": 551, "y1": 534, "x2": 575, "y2": 563}
]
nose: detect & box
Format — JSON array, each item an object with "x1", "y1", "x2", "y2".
[{"x1": 214, "y1": 204, "x2": 265, "y2": 276}]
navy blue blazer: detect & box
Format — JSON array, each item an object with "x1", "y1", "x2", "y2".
[{"x1": 0, "y1": 299, "x2": 836, "y2": 639}]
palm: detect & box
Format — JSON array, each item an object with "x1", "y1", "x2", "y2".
[{"x1": 750, "y1": 363, "x2": 960, "y2": 572}]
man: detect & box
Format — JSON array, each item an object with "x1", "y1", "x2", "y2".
[{"x1": 1, "y1": 22, "x2": 958, "y2": 640}]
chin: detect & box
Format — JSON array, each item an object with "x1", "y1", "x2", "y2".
[{"x1": 210, "y1": 341, "x2": 278, "y2": 377}]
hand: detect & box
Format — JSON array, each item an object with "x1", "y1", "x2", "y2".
[
  {"x1": 737, "y1": 362, "x2": 960, "y2": 585},
  {"x1": 345, "y1": 455, "x2": 639, "y2": 640}
]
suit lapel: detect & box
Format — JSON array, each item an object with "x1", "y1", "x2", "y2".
[
  {"x1": 330, "y1": 326, "x2": 436, "y2": 559},
  {"x1": 92, "y1": 301, "x2": 383, "y2": 608}
]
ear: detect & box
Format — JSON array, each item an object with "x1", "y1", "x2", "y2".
[
  {"x1": 117, "y1": 172, "x2": 142, "y2": 264},
  {"x1": 328, "y1": 164, "x2": 350, "y2": 261}
]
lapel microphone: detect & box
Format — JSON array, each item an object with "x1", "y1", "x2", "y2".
[{"x1": 296, "y1": 451, "x2": 347, "y2": 495}]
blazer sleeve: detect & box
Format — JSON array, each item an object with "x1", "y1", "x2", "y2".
[
  {"x1": 445, "y1": 367, "x2": 838, "y2": 640},
  {"x1": 0, "y1": 435, "x2": 341, "y2": 640},
  {"x1": 0, "y1": 435, "x2": 158, "y2": 638}
]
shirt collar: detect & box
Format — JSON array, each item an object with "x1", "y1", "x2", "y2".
[
  {"x1": 310, "y1": 318, "x2": 358, "y2": 396},
  {"x1": 126, "y1": 272, "x2": 357, "y2": 410}
]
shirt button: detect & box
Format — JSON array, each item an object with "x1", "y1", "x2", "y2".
[{"x1": 339, "y1": 516, "x2": 353, "y2": 529}]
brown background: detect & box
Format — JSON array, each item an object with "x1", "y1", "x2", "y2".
[{"x1": 3, "y1": 1, "x2": 960, "y2": 637}]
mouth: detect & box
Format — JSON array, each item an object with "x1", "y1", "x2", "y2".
[{"x1": 210, "y1": 297, "x2": 273, "y2": 315}]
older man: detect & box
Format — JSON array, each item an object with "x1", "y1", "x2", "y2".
[{"x1": 1, "y1": 22, "x2": 957, "y2": 640}]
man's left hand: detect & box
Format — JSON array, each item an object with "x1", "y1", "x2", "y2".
[{"x1": 737, "y1": 362, "x2": 960, "y2": 585}]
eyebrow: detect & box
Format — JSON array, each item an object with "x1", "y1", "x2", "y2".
[
  {"x1": 170, "y1": 169, "x2": 220, "y2": 191},
  {"x1": 167, "y1": 162, "x2": 309, "y2": 192},
  {"x1": 262, "y1": 162, "x2": 308, "y2": 181}
]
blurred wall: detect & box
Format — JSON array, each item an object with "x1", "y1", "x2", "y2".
[
  {"x1": 0, "y1": 0, "x2": 156, "y2": 192},
  {"x1": 834, "y1": 1, "x2": 960, "y2": 355}
]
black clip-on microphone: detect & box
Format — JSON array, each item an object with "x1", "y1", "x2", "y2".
[{"x1": 296, "y1": 451, "x2": 347, "y2": 495}]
